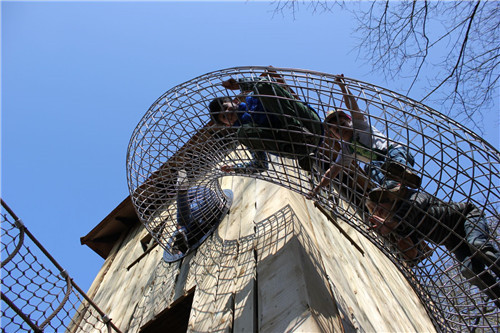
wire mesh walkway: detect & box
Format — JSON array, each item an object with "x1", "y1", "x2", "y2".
[
  {"x1": 0, "y1": 199, "x2": 122, "y2": 333},
  {"x1": 126, "y1": 66, "x2": 499, "y2": 332}
]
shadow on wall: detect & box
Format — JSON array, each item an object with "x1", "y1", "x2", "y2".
[{"x1": 130, "y1": 204, "x2": 404, "y2": 332}]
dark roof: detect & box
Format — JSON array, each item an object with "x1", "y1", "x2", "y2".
[{"x1": 80, "y1": 196, "x2": 139, "y2": 259}]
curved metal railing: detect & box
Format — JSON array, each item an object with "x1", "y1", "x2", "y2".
[{"x1": 126, "y1": 66, "x2": 499, "y2": 332}]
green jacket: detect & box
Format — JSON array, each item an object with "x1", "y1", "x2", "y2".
[{"x1": 236, "y1": 77, "x2": 323, "y2": 160}]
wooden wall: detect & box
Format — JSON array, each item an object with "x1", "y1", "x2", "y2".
[{"x1": 77, "y1": 176, "x2": 436, "y2": 332}]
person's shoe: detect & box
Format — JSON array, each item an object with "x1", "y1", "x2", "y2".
[
  {"x1": 483, "y1": 250, "x2": 500, "y2": 279},
  {"x1": 176, "y1": 169, "x2": 190, "y2": 194},
  {"x1": 480, "y1": 248, "x2": 500, "y2": 262},
  {"x1": 382, "y1": 161, "x2": 422, "y2": 189},
  {"x1": 171, "y1": 228, "x2": 189, "y2": 253},
  {"x1": 368, "y1": 184, "x2": 405, "y2": 203},
  {"x1": 474, "y1": 245, "x2": 500, "y2": 279}
]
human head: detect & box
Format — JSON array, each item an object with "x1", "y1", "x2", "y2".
[
  {"x1": 324, "y1": 108, "x2": 353, "y2": 140},
  {"x1": 366, "y1": 199, "x2": 392, "y2": 215},
  {"x1": 366, "y1": 199, "x2": 396, "y2": 236},
  {"x1": 209, "y1": 97, "x2": 239, "y2": 126}
]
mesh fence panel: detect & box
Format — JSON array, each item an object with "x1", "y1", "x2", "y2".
[{"x1": 1, "y1": 199, "x2": 122, "y2": 333}]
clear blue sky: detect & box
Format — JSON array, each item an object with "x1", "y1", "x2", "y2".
[{"x1": 2, "y1": 1, "x2": 499, "y2": 292}]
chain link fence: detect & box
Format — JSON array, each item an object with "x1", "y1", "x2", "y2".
[{"x1": 1, "y1": 199, "x2": 122, "y2": 333}]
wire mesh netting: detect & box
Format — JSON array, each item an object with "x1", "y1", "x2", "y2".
[
  {"x1": 126, "y1": 66, "x2": 499, "y2": 332},
  {"x1": 0, "y1": 199, "x2": 122, "y2": 333}
]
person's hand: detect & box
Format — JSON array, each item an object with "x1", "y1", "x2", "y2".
[
  {"x1": 222, "y1": 78, "x2": 239, "y2": 90},
  {"x1": 266, "y1": 65, "x2": 278, "y2": 76},
  {"x1": 334, "y1": 74, "x2": 346, "y2": 86},
  {"x1": 368, "y1": 215, "x2": 392, "y2": 235},
  {"x1": 306, "y1": 185, "x2": 320, "y2": 200},
  {"x1": 221, "y1": 165, "x2": 234, "y2": 173},
  {"x1": 396, "y1": 237, "x2": 419, "y2": 261}
]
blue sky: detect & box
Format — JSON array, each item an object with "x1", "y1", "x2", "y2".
[{"x1": 2, "y1": 1, "x2": 499, "y2": 293}]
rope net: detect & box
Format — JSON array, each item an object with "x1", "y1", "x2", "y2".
[
  {"x1": 0, "y1": 199, "x2": 122, "y2": 333},
  {"x1": 126, "y1": 66, "x2": 499, "y2": 332}
]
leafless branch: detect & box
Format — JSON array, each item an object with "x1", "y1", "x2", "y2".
[{"x1": 270, "y1": 0, "x2": 500, "y2": 133}]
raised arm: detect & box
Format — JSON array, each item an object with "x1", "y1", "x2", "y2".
[
  {"x1": 307, "y1": 163, "x2": 342, "y2": 199},
  {"x1": 261, "y1": 66, "x2": 300, "y2": 99},
  {"x1": 222, "y1": 78, "x2": 241, "y2": 90},
  {"x1": 222, "y1": 74, "x2": 297, "y2": 101},
  {"x1": 335, "y1": 74, "x2": 365, "y2": 121}
]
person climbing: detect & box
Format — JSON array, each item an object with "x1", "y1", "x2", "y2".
[
  {"x1": 367, "y1": 187, "x2": 500, "y2": 308},
  {"x1": 308, "y1": 74, "x2": 421, "y2": 203},
  {"x1": 171, "y1": 170, "x2": 226, "y2": 253},
  {"x1": 208, "y1": 67, "x2": 323, "y2": 175}
]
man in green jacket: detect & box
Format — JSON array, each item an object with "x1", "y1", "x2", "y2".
[{"x1": 209, "y1": 73, "x2": 323, "y2": 174}]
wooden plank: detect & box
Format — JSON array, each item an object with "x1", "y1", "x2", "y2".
[
  {"x1": 254, "y1": 178, "x2": 290, "y2": 222},
  {"x1": 285, "y1": 193, "x2": 347, "y2": 333},
  {"x1": 187, "y1": 235, "x2": 222, "y2": 331},
  {"x1": 294, "y1": 229, "x2": 343, "y2": 333},
  {"x1": 89, "y1": 225, "x2": 148, "y2": 329},
  {"x1": 216, "y1": 176, "x2": 255, "y2": 241},
  {"x1": 183, "y1": 239, "x2": 208, "y2": 294},
  {"x1": 71, "y1": 228, "x2": 129, "y2": 332},
  {"x1": 314, "y1": 201, "x2": 364, "y2": 255},
  {"x1": 171, "y1": 252, "x2": 195, "y2": 302},
  {"x1": 127, "y1": 258, "x2": 180, "y2": 331},
  {"x1": 254, "y1": 183, "x2": 295, "y2": 260},
  {"x1": 232, "y1": 236, "x2": 256, "y2": 333},
  {"x1": 302, "y1": 196, "x2": 436, "y2": 332},
  {"x1": 209, "y1": 176, "x2": 257, "y2": 332},
  {"x1": 254, "y1": 198, "x2": 344, "y2": 333},
  {"x1": 257, "y1": 236, "x2": 323, "y2": 332},
  {"x1": 232, "y1": 177, "x2": 258, "y2": 332},
  {"x1": 209, "y1": 241, "x2": 238, "y2": 332}
]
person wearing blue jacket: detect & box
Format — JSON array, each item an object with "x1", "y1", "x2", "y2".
[{"x1": 209, "y1": 70, "x2": 323, "y2": 175}]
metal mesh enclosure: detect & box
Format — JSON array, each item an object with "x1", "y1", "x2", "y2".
[
  {"x1": 0, "y1": 199, "x2": 122, "y2": 333},
  {"x1": 126, "y1": 66, "x2": 499, "y2": 332}
]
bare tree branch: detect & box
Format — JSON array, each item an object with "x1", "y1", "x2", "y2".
[
  {"x1": 270, "y1": 0, "x2": 500, "y2": 133},
  {"x1": 421, "y1": 1, "x2": 480, "y2": 102}
]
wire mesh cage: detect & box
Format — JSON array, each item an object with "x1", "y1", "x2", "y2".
[{"x1": 126, "y1": 66, "x2": 499, "y2": 332}]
